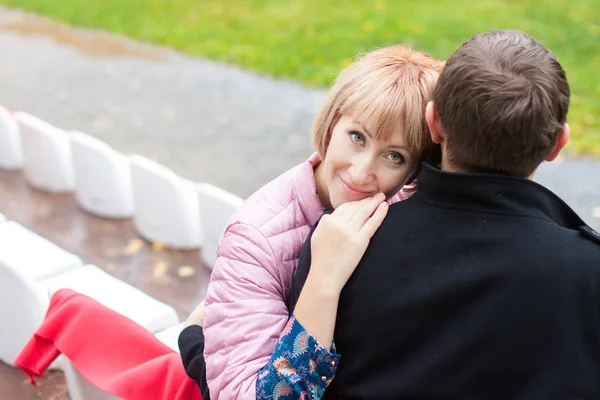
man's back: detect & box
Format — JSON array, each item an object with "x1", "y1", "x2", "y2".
[{"x1": 294, "y1": 165, "x2": 600, "y2": 400}]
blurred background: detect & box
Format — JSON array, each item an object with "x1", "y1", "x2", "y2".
[{"x1": 0, "y1": 0, "x2": 598, "y2": 211}]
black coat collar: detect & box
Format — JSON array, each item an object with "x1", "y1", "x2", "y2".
[{"x1": 414, "y1": 163, "x2": 598, "y2": 242}]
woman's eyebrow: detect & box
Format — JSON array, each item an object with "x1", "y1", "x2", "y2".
[
  {"x1": 388, "y1": 144, "x2": 409, "y2": 151},
  {"x1": 352, "y1": 122, "x2": 409, "y2": 152},
  {"x1": 352, "y1": 122, "x2": 373, "y2": 138}
]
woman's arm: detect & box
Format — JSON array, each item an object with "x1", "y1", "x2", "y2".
[
  {"x1": 203, "y1": 195, "x2": 388, "y2": 400},
  {"x1": 203, "y1": 222, "x2": 339, "y2": 399},
  {"x1": 254, "y1": 195, "x2": 389, "y2": 399},
  {"x1": 294, "y1": 194, "x2": 388, "y2": 350},
  {"x1": 180, "y1": 224, "x2": 337, "y2": 400}
]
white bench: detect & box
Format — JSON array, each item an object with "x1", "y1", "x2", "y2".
[
  {"x1": 44, "y1": 264, "x2": 180, "y2": 400},
  {"x1": 0, "y1": 260, "x2": 180, "y2": 400},
  {"x1": 70, "y1": 131, "x2": 134, "y2": 219},
  {"x1": 130, "y1": 155, "x2": 201, "y2": 250},
  {"x1": 0, "y1": 257, "x2": 50, "y2": 365},
  {"x1": 0, "y1": 105, "x2": 24, "y2": 170},
  {"x1": 155, "y1": 322, "x2": 185, "y2": 352},
  {"x1": 43, "y1": 265, "x2": 179, "y2": 334},
  {"x1": 0, "y1": 221, "x2": 83, "y2": 281},
  {"x1": 15, "y1": 112, "x2": 75, "y2": 193}
]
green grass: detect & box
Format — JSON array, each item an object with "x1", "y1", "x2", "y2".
[{"x1": 2, "y1": 0, "x2": 599, "y2": 156}]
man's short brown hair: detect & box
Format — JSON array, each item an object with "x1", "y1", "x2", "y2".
[{"x1": 434, "y1": 30, "x2": 570, "y2": 177}]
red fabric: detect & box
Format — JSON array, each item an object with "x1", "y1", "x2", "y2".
[{"x1": 15, "y1": 289, "x2": 202, "y2": 400}]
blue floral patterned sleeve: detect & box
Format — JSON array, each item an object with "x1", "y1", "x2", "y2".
[{"x1": 256, "y1": 314, "x2": 341, "y2": 399}]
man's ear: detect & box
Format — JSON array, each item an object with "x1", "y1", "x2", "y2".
[
  {"x1": 426, "y1": 101, "x2": 444, "y2": 144},
  {"x1": 545, "y1": 123, "x2": 570, "y2": 162}
]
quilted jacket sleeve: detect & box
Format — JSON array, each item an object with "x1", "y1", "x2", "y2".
[{"x1": 203, "y1": 222, "x2": 291, "y2": 400}]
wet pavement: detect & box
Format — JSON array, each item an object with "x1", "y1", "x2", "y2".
[
  {"x1": 0, "y1": 6, "x2": 598, "y2": 227},
  {"x1": 0, "y1": 7, "x2": 322, "y2": 201}
]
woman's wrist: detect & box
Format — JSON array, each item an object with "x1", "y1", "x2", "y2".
[
  {"x1": 294, "y1": 267, "x2": 342, "y2": 350},
  {"x1": 305, "y1": 266, "x2": 344, "y2": 297}
]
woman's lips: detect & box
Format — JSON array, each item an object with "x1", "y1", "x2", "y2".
[{"x1": 339, "y1": 176, "x2": 372, "y2": 197}]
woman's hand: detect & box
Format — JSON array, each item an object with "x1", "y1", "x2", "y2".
[
  {"x1": 309, "y1": 192, "x2": 389, "y2": 293},
  {"x1": 293, "y1": 193, "x2": 389, "y2": 350}
]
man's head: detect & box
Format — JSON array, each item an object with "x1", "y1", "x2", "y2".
[{"x1": 426, "y1": 30, "x2": 570, "y2": 178}]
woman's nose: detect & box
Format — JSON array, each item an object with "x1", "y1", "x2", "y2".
[{"x1": 349, "y1": 156, "x2": 375, "y2": 185}]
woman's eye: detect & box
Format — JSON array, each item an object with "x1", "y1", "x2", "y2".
[
  {"x1": 349, "y1": 131, "x2": 365, "y2": 145},
  {"x1": 387, "y1": 152, "x2": 405, "y2": 164}
]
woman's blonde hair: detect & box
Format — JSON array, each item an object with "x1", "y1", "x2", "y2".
[{"x1": 312, "y1": 45, "x2": 444, "y2": 161}]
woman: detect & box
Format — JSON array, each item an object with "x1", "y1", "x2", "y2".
[
  {"x1": 183, "y1": 44, "x2": 444, "y2": 399},
  {"x1": 15, "y1": 44, "x2": 442, "y2": 400}
]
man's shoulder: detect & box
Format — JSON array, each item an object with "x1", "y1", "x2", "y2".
[
  {"x1": 537, "y1": 220, "x2": 600, "y2": 250},
  {"x1": 378, "y1": 195, "x2": 431, "y2": 228},
  {"x1": 379, "y1": 198, "x2": 600, "y2": 258},
  {"x1": 558, "y1": 225, "x2": 600, "y2": 263},
  {"x1": 580, "y1": 225, "x2": 600, "y2": 246}
]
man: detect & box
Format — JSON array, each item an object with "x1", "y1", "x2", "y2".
[{"x1": 292, "y1": 30, "x2": 600, "y2": 399}]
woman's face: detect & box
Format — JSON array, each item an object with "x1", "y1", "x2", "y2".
[{"x1": 316, "y1": 115, "x2": 421, "y2": 210}]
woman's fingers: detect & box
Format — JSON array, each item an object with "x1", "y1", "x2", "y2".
[
  {"x1": 324, "y1": 193, "x2": 386, "y2": 238},
  {"x1": 332, "y1": 200, "x2": 351, "y2": 218},
  {"x1": 346, "y1": 193, "x2": 386, "y2": 229},
  {"x1": 310, "y1": 195, "x2": 388, "y2": 292},
  {"x1": 358, "y1": 201, "x2": 389, "y2": 239}
]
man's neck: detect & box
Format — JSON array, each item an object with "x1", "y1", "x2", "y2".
[
  {"x1": 439, "y1": 155, "x2": 461, "y2": 174},
  {"x1": 439, "y1": 153, "x2": 537, "y2": 181}
]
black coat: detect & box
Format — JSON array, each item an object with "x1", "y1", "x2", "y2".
[{"x1": 291, "y1": 164, "x2": 600, "y2": 400}]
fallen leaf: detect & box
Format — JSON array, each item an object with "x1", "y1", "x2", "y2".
[
  {"x1": 152, "y1": 261, "x2": 169, "y2": 278},
  {"x1": 177, "y1": 265, "x2": 195, "y2": 278},
  {"x1": 152, "y1": 241, "x2": 165, "y2": 251},
  {"x1": 122, "y1": 238, "x2": 145, "y2": 255}
]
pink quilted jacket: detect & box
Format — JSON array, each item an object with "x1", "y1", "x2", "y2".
[{"x1": 203, "y1": 153, "x2": 411, "y2": 399}]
